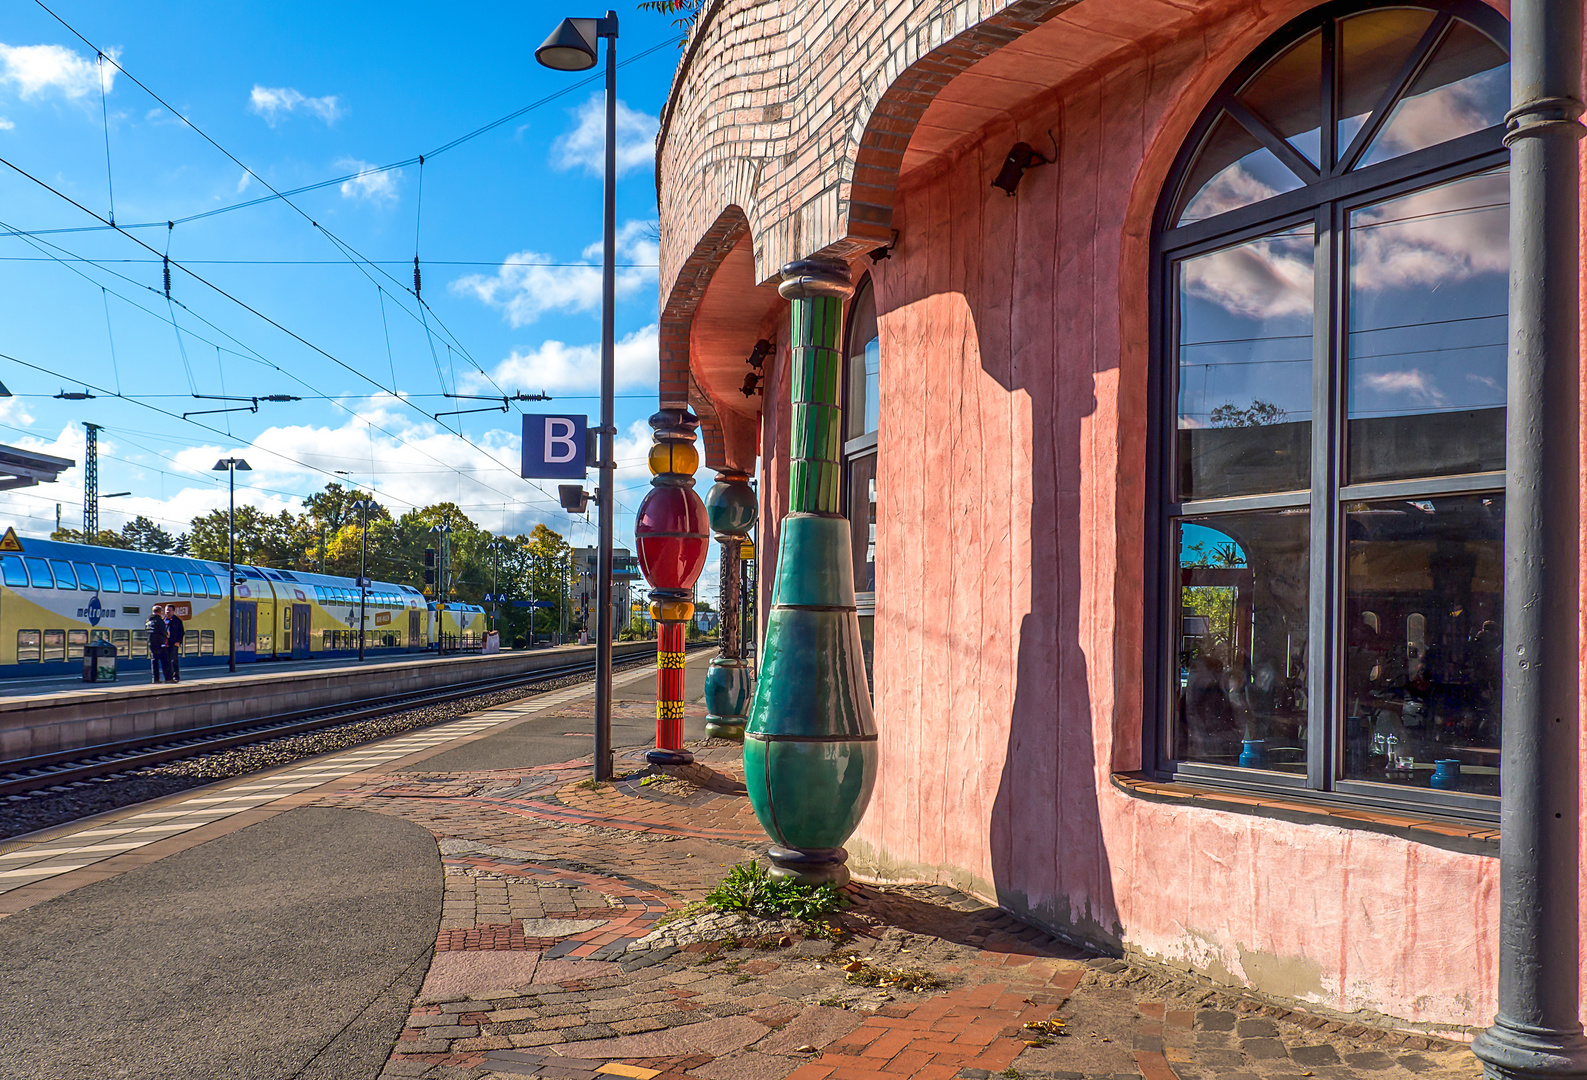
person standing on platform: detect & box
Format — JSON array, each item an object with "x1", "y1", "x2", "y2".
[
  {"x1": 164, "y1": 604, "x2": 185, "y2": 683},
  {"x1": 145, "y1": 606, "x2": 170, "y2": 683}
]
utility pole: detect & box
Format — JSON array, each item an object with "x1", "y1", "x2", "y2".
[
  {"x1": 1472, "y1": 1, "x2": 1587, "y2": 1077},
  {"x1": 82, "y1": 422, "x2": 102, "y2": 543}
]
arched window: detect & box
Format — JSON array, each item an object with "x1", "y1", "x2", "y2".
[
  {"x1": 845, "y1": 276, "x2": 880, "y2": 695},
  {"x1": 1150, "y1": 1, "x2": 1508, "y2": 808}
]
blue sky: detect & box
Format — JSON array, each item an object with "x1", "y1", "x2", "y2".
[{"x1": 0, "y1": 1, "x2": 691, "y2": 561}]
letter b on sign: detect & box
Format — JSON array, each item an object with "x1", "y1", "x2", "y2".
[{"x1": 522, "y1": 414, "x2": 588, "y2": 479}]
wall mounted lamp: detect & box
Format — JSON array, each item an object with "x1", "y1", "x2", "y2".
[
  {"x1": 741, "y1": 372, "x2": 762, "y2": 398},
  {"x1": 991, "y1": 131, "x2": 1057, "y2": 197},
  {"x1": 868, "y1": 230, "x2": 900, "y2": 263}
]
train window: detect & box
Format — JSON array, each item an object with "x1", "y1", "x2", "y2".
[
  {"x1": 132, "y1": 630, "x2": 149, "y2": 657},
  {"x1": 199, "y1": 630, "x2": 215, "y2": 654},
  {"x1": 1, "y1": 555, "x2": 26, "y2": 588},
  {"x1": 203, "y1": 575, "x2": 222, "y2": 598},
  {"x1": 154, "y1": 570, "x2": 175, "y2": 594},
  {"x1": 117, "y1": 567, "x2": 140, "y2": 593},
  {"x1": 67, "y1": 629, "x2": 87, "y2": 659},
  {"x1": 172, "y1": 572, "x2": 191, "y2": 595},
  {"x1": 24, "y1": 558, "x2": 53, "y2": 588},
  {"x1": 111, "y1": 629, "x2": 129, "y2": 657},
  {"x1": 72, "y1": 562, "x2": 98, "y2": 589},
  {"x1": 184, "y1": 634, "x2": 199, "y2": 656},
  {"x1": 42, "y1": 629, "x2": 65, "y2": 662},
  {"x1": 49, "y1": 561, "x2": 77, "y2": 589},
  {"x1": 94, "y1": 565, "x2": 117, "y2": 592},
  {"x1": 135, "y1": 568, "x2": 158, "y2": 593},
  {"x1": 17, "y1": 630, "x2": 40, "y2": 662},
  {"x1": 313, "y1": 585, "x2": 326, "y2": 602}
]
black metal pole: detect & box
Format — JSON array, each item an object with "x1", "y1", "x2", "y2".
[
  {"x1": 592, "y1": 10, "x2": 618, "y2": 782},
  {"x1": 1472, "y1": 3, "x2": 1587, "y2": 1077},
  {"x1": 227, "y1": 464, "x2": 236, "y2": 673},
  {"x1": 357, "y1": 502, "x2": 367, "y2": 663}
]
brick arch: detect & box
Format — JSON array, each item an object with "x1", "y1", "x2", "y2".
[
  {"x1": 658, "y1": 205, "x2": 753, "y2": 466},
  {"x1": 832, "y1": 0, "x2": 1079, "y2": 261}
]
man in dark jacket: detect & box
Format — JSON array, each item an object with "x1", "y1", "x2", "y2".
[
  {"x1": 145, "y1": 607, "x2": 169, "y2": 683},
  {"x1": 164, "y1": 605, "x2": 185, "y2": 683}
]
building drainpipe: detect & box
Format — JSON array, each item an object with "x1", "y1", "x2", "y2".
[{"x1": 1471, "y1": 3, "x2": 1587, "y2": 1078}]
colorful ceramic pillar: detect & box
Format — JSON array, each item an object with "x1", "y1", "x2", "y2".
[
  {"x1": 634, "y1": 408, "x2": 711, "y2": 767},
  {"x1": 744, "y1": 258, "x2": 877, "y2": 887},
  {"x1": 704, "y1": 469, "x2": 758, "y2": 739}
]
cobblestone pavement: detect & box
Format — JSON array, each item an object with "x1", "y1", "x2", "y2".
[{"x1": 302, "y1": 694, "x2": 1484, "y2": 1080}]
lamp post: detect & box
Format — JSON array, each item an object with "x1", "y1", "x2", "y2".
[
  {"x1": 536, "y1": 9, "x2": 619, "y2": 780},
  {"x1": 486, "y1": 538, "x2": 505, "y2": 637},
  {"x1": 211, "y1": 457, "x2": 251, "y2": 673},
  {"x1": 430, "y1": 519, "x2": 453, "y2": 649},
  {"x1": 352, "y1": 498, "x2": 376, "y2": 662}
]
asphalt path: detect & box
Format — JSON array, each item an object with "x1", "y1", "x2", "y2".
[
  {"x1": 0, "y1": 807, "x2": 440, "y2": 1080},
  {"x1": 0, "y1": 647, "x2": 723, "y2": 1079},
  {"x1": 402, "y1": 647, "x2": 716, "y2": 772}
]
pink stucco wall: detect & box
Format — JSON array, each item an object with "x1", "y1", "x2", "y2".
[{"x1": 815, "y1": 0, "x2": 1539, "y2": 1031}]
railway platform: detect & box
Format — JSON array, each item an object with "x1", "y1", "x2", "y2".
[
  {"x1": 0, "y1": 651, "x2": 1480, "y2": 1080},
  {"x1": 0, "y1": 641, "x2": 605, "y2": 697}
]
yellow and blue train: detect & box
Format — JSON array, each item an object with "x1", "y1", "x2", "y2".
[{"x1": 0, "y1": 532, "x2": 487, "y2": 677}]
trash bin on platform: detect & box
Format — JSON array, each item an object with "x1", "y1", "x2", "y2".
[{"x1": 83, "y1": 642, "x2": 118, "y2": 683}]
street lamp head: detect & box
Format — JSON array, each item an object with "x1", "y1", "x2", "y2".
[
  {"x1": 211, "y1": 457, "x2": 252, "y2": 472},
  {"x1": 536, "y1": 18, "x2": 598, "y2": 70}
]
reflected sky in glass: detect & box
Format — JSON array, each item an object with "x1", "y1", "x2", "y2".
[{"x1": 1348, "y1": 171, "x2": 1507, "y2": 421}]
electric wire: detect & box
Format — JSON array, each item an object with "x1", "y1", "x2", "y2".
[{"x1": 0, "y1": 160, "x2": 568, "y2": 512}]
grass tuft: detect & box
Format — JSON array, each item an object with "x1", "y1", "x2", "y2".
[{"x1": 705, "y1": 862, "x2": 849, "y2": 922}]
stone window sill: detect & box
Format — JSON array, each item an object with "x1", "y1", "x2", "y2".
[{"x1": 1110, "y1": 772, "x2": 1498, "y2": 856}]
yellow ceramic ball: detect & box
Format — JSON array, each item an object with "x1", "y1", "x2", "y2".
[{"x1": 648, "y1": 439, "x2": 700, "y2": 477}]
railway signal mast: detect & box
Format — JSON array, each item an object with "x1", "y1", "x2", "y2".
[{"x1": 212, "y1": 457, "x2": 252, "y2": 673}]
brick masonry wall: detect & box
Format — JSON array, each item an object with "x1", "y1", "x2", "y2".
[{"x1": 656, "y1": 0, "x2": 1081, "y2": 418}]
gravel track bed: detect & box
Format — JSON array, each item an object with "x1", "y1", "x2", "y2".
[{"x1": 0, "y1": 660, "x2": 651, "y2": 841}]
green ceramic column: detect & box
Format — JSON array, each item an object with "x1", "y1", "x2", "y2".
[
  {"x1": 704, "y1": 468, "x2": 758, "y2": 740},
  {"x1": 744, "y1": 257, "x2": 877, "y2": 887}
]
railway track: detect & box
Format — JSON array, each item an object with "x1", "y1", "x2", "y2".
[{"x1": 0, "y1": 647, "x2": 697, "y2": 800}]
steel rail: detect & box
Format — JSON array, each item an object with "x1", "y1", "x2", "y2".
[{"x1": 0, "y1": 645, "x2": 710, "y2": 799}]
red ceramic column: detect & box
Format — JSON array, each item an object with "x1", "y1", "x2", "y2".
[{"x1": 634, "y1": 408, "x2": 710, "y2": 766}]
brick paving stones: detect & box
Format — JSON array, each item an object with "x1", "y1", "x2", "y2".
[
  {"x1": 2, "y1": 655, "x2": 1488, "y2": 1080},
  {"x1": 273, "y1": 695, "x2": 1485, "y2": 1080}
]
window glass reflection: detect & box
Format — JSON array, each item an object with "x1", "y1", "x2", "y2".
[
  {"x1": 1175, "y1": 113, "x2": 1305, "y2": 225},
  {"x1": 1177, "y1": 225, "x2": 1313, "y2": 500},
  {"x1": 1359, "y1": 22, "x2": 1508, "y2": 168},
  {"x1": 1239, "y1": 30, "x2": 1322, "y2": 166},
  {"x1": 848, "y1": 452, "x2": 876, "y2": 595},
  {"x1": 1347, "y1": 170, "x2": 1508, "y2": 483},
  {"x1": 846, "y1": 284, "x2": 879, "y2": 441},
  {"x1": 1343, "y1": 495, "x2": 1502, "y2": 796},
  {"x1": 1337, "y1": 8, "x2": 1435, "y2": 160},
  {"x1": 1173, "y1": 512, "x2": 1309, "y2": 771}
]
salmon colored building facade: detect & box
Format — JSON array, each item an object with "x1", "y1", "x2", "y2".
[{"x1": 654, "y1": 0, "x2": 1586, "y2": 1037}]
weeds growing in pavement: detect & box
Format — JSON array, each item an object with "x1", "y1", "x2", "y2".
[
  {"x1": 839, "y1": 958, "x2": 942, "y2": 992},
  {"x1": 705, "y1": 862, "x2": 848, "y2": 921}
]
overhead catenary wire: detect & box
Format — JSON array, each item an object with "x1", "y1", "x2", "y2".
[{"x1": 0, "y1": 159, "x2": 571, "y2": 512}]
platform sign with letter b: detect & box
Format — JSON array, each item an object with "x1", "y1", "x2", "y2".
[{"x1": 522, "y1": 414, "x2": 587, "y2": 479}]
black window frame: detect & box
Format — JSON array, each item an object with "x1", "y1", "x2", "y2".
[{"x1": 1144, "y1": 0, "x2": 1511, "y2": 822}]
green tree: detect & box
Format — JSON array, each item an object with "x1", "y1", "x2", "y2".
[
  {"x1": 187, "y1": 506, "x2": 304, "y2": 567},
  {"x1": 118, "y1": 515, "x2": 185, "y2": 554},
  {"x1": 51, "y1": 527, "x2": 130, "y2": 548}
]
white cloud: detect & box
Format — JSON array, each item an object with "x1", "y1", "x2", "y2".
[
  {"x1": 552, "y1": 93, "x2": 658, "y2": 177},
  {"x1": 236, "y1": 169, "x2": 252, "y2": 194},
  {"x1": 336, "y1": 158, "x2": 399, "y2": 203},
  {"x1": 249, "y1": 84, "x2": 342, "y2": 126},
  {"x1": 0, "y1": 118, "x2": 12, "y2": 131},
  {"x1": 451, "y1": 220, "x2": 658, "y2": 327},
  {"x1": 1362, "y1": 369, "x2": 1448, "y2": 406},
  {"x1": 1181, "y1": 231, "x2": 1314, "y2": 322},
  {"x1": 0, "y1": 43, "x2": 115, "y2": 101},
  {"x1": 473, "y1": 323, "x2": 660, "y2": 395}
]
